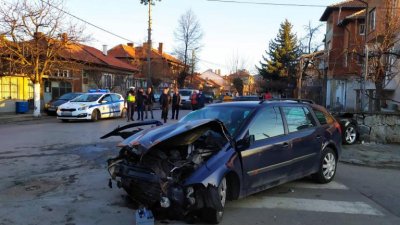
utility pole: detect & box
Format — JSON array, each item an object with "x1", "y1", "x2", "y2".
[
  {"x1": 355, "y1": 0, "x2": 368, "y2": 112},
  {"x1": 146, "y1": 0, "x2": 152, "y2": 88},
  {"x1": 190, "y1": 49, "x2": 195, "y2": 84}
]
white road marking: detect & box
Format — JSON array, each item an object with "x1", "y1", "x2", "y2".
[
  {"x1": 227, "y1": 197, "x2": 384, "y2": 216},
  {"x1": 282, "y1": 181, "x2": 349, "y2": 190}
]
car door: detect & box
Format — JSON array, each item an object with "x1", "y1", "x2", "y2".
[
  {"x1": 99, "y1": 94, "x2": 113, "y2": 118},
  {"x1": 240, "y1": 106, "x2": 291, "y2": 191},
  {"x1": 111, "y1": 94, "x2": 123, "y2": 117},
  {"x1": 281, "y1": 105, "x2": 321, "y2": 178}
]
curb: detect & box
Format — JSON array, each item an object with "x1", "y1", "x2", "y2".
[
  {"x1": 339, "y1": 158, "x2": 400, "y2": 170},
  {"x1": 0, "y1": 115, "x2": 53, "y2": 125}
]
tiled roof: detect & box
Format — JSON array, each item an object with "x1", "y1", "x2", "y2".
[
  {"x1": 109, "y1": 44, "x2": 184, "y2": 65},
  {"x1": 320, "y1": 0, "x2": 366, "y2": 21},
  {"x1": 60, "y1": 43, "x2": 138, "y2": 72}
]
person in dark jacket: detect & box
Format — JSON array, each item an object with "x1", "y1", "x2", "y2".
[
  {"x1": 171, "y1": 87, "x2": 181, "y2": 120},
  {"x1": 159, "y1": 87, "x2": 170, "y2": 123},
  {"x1": 145, "y1": 87, "x2": 156, "y2": 119},
  {"x1": 190, "y1": 90, "x2": 198, "y2": 111},
  {"x1": 136, "y1": 88, "x2": 145, "y2": 121},
  {"x1": 197, "y1": 89, "x2": 206, "y2": 109}
]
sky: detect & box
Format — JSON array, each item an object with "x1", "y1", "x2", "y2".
[{"x1": 63, "y1": 0, "x2": 339, "y2": 75}]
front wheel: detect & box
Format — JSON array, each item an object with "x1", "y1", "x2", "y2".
[
  {"x1": 313, "y1": 148, "x2": 337, "y2": 184},
  {"x1": 91, "y1": 110, "x2": 100, "y2": 122},
  {"x1": 203, "y1": 177, "x2": 227, "y2": 224}
]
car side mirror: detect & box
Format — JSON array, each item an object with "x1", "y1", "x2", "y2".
[{"x1": 236, "y1": 133, "x2": 254, "y2": 151}]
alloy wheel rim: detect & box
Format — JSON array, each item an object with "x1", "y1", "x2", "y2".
[
  {"x1": 322, "y1": 153, "x2": 336, "y2": 180},
  {"x1": 218, "y1": 177, "x2": 227, "y2": 208},
  {"x1": 345, "y1": 126, "x2": 356, "y2": 143}
]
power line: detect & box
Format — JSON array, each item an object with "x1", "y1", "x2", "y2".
[
  {"x1": 38, "y1": 0, "x2": 137, "y2": 44},
  {"x1": 205, "y1": 0, "x2": 327, "y2": 8}
]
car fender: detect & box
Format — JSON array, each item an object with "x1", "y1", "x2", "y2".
[{"x1": 184, "y1": 147, "x2": 241, "y2": 188}]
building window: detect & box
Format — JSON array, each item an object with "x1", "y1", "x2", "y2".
[
  {"x1": 62, "y1": 70, "x2": 70, "y2": 77},
  {"x1": 59, "y1": 81, "x2": 72, "y2": 96},
  {"x1": 359, "y1": 23, "x2": 365, "y2": 35},
  {"x1": 369, "y1": 9, "x2": 376, "y2": 31},
  {"x1": 53, "y1": 69, "x2": 60, "y2": 77},
  {"x1": 102, "y1": 74, "x2": 113, "y2": 89}
]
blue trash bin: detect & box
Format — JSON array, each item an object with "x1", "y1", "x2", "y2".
[{"x1": 16, "y1": 101, "x2": 29, "y2": 114}]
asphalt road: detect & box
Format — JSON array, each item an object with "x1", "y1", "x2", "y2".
[{"x1": 0, "y1": 110, "x2": 399, "y2": 225}]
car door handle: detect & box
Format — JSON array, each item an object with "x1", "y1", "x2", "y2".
[
  {"x1": 282, "y1": 142, "x2": 290, "y2": 148},
  {"x1": 316, "y1": 135, "x2": 321, "y2": 139}
]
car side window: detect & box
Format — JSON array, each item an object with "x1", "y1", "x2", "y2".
[
  {"x1": 111, "y1": 94, "x2": 121, "y2": 102},
  {"x1": 101, "y1": 95, "x2": 112, "y2": 103},
  {"x1": 248, "y1": 107, "x2": 285, "y2": 141},
  {"x1": 282, "y1": 106, "x2": 316, "y2": 132}
]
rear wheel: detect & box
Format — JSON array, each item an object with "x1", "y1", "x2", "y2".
[
  {"x1": 120, "y1": 108, "x2": 127, "y2": 118},
  {"x1": 313, "y1": 148, "x2": 337, "y2": 184},
  {"x1": 344, "y1": 124, "x2": 357, "y2": 145},
  {"x1": 91, "y1": 110, "x2": 100, "y2": 122},
  {"x1": 203, "y1": 177, "x2": 227, "y2": 224}
]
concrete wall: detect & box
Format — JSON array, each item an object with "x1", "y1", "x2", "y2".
[{"x1": 356, "y1": 113, "x2": 400, "y2": 143}]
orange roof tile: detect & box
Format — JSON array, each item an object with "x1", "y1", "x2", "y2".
[{"x1": 320, "y1": 0, "x2": 366, "y2": 21}]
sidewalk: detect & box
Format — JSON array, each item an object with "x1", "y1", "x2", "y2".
[
  {"x1": 340, "y1": 143, "x2": 400, "y2": 169},
  {"x1": 0, "y1": 111, "x2": 52, "y2": 124}
]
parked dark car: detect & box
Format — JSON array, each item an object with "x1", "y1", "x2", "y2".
[
  {"x1": 334, "y1": 113, "x2": 359, "y2": 145},
  {"x1": 104, "y1": 100, "x2": 342, "y2": 224},
  {"x1": 232, "y1": 95, "x2": 261, "y2": 101},
  {"x1": 45, "y1": 92, "x2": 82, "y2": 115},
  {"x1": 203, "y1": 91, "x2": 215, "y2": 103}
]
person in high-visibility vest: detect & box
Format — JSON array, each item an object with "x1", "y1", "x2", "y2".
[{"x1": 126, "y1": 87, "x2": 136, "y2": 122}]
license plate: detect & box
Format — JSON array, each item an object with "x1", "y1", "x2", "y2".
[{"x1": 61, "y1": 112, "x2": 72, "y2": 116}]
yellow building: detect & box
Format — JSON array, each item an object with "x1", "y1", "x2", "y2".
[{"x1": 0, "y1": 75, "x2": 33, "y2": 112}]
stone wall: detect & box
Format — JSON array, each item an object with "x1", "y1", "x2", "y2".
[{"x1": 356, "y1": 113, "x2": 400, "y2": 143}]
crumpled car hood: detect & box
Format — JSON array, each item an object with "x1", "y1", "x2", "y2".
[{"x1": 121, "y1": 119, "x2": 232, "y2": 155}]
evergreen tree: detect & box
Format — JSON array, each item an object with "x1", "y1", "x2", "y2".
[{"x1": 258, "y1": 19, "x2": 300, "y2": 82}]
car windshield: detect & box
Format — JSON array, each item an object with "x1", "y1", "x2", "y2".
[
  {"x1": 179, "y1": 90, "x2": 192, "y2": 96},
  {"x1": 58, "y1": 93, "x2": 81, "y2": 101},
  {"x1": 180, "y1": 106, "x2": 254, "y2": 136},
  {"x1": 70, "y1": 94, "x2": 102, "y2": 102}
]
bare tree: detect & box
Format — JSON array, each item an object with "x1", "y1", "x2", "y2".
[
  {"x1": 226, "y1": 50, "x2": 248, "y2": 74},
  {"x1": 0, "y1": 0, "x2": 84, "y2": 116},
  {"x1": 174, "y1": 9, "x2": 203, "y2": 87},
  {"x1": 365, "y1": 0, "x2": 400, "y2": 112},
  {"x1": 297, "y1": 21, "x2": 323, "y2": 98}
]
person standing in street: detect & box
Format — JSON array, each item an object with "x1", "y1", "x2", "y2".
[
  {"x1": 126, "y1": 87, "x2": 136, "y2": 122},
  {"x1": 136, "y1": 88, "x2": 145, "y2": 121},
  {"x1": 171, "y1": 87, "x2": 181, "y2": 120},
  {"x1": 145, "y1": 87, "x2": 156, "y2": 119},
  {"x1": 159, "y1": 87, "x2": 170, "y2": 123},
  {"x1": 264, "y1": 89, "x2": 272, "y2": 100},
  {"x1": 190, "y1": 90, "x2": 198, "y2": 111},
  {"x1": 197, "y1": 89, "x2": 206, "y2": 109}
]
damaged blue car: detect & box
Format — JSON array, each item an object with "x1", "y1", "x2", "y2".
[{"x1": 104, "y1": 100, "x2": 342, "y2": 224}]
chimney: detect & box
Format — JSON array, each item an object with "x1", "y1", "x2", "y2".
[
  {"x1": 33, "y1": 32, "x2": 44, "y2": 39},
  {"x1": 127, "y1": 42, "x2": 134, "y2": 47},
  {"x1": 61, "y1": 33, "x2": 68, "y2": 42},
  {"x1": 102, "y1": 45, "x2": 108, "y2": 56},
  {"x1": 158, "y1": 42, "x2": 163, "y2": 54}
]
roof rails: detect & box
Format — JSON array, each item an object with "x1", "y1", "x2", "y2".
[{"x1": 259, "y1": 98, "x2": 315, "y2": 104}]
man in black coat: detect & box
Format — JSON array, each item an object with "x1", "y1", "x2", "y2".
[
  {"x1": 159, "y1": 87, "x2": 170, "y2": 123},
  {"x1": 145, "y1": 87, "x2": 156, "y2": 119},
  {"x1": 136, "y1": 88, "x2": 145, "y2": 121},
  {"x1": 171, "y1": 87, "x2": 181, "y2": 120}
]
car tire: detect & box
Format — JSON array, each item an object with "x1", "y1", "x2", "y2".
[
  {"x1": 91, "y1": 109, "x2": 100, "y2": 122},
  {"x1": 120, "y1": 108, "x2": 127, "y2": 118},
  {"x1": 343, "y1": 124, "x2": 357, "y2": 145},
  {"x1": 313, "y1": 147, "x2": 337, "y2": 184},
  {"x1": 61, "y1": 119, "x2": 69, "y2": 122},
  {"x1": 203, "y1": 177, "x2": 227, "y2": 224}
]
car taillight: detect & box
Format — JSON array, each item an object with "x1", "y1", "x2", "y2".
[{"x1": 334, "y1": 121, "x2": 342, "y2": 134}]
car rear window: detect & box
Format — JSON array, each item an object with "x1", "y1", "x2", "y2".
[
  {"x1": 282, "y1": 106, "x2": 316, "y2": 132},
  {"x1": 314, "y1": 109, "x2": 335, "y2": 125}
]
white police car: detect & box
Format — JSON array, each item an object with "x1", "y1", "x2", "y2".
[{"x1": 57, "y1": 90, "x2": 125, "y2": 122}]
